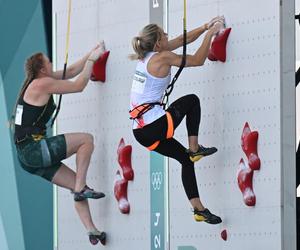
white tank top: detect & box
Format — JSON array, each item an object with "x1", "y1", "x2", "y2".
[{"x1": 130, "y1": 52, "x2": 171, "y2": 129}]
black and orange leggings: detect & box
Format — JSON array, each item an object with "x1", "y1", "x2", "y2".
[{"x1": 133, "y1": 94, "x2": 201, "y2": 200}]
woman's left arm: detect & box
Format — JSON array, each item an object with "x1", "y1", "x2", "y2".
[
  {"x1": 167, "y1": 16, "x2": 225, "y2": 51},
  {"x1": 167, "y1": 24, "x2": 208, "y2": 51}
]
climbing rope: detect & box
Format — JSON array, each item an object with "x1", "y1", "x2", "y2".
[
  {"x1": 162, "y1": 0, "x2": 187, "y2": 108},
  {"x1": 51, "y1": 0, "x2": 72, "y2": 127}
]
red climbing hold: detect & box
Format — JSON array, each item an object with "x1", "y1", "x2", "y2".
[
  {"x1": 117, "y1": 138, "x2": 134, "y2": 181},
  {"x1": 221, "y1": 229, "x2": 227, "y2": 241},
  {"x1": 208, "y1": 27, "x2": 231, "y2": 62},
  {"x1": 90, "y1": 50, "x2": 110, "y2": 82},
  {"x1": 114, "y1": 170, "x2": 130, "y2": 214},
  {"x1": 237, "y1": 158, "x2": 256, "y2": 206},
  {"x1": 241, "y1": 122, "x2": 261, "y2": 171}
]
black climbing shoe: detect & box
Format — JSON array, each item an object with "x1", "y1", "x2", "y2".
[
  {"x1": 193, "y1": 208, "x2": 222, "y2": 224},
  {"x1": 73, "y1": 185, "x2": 105, "y2": 202},
  {"x1": 88, "y1": 230, "x2": 106, "y2": 245},
  {"x1": 188, "y1": 144, "x2": 217, "y2": 162}
]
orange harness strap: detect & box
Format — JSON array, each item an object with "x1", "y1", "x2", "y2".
[
  {"x1": 166, "y1": 111, "x2": 174, "y2": 139},
  {"x1": 147, "y1": 111, "x2": 174, "y2": 151}
]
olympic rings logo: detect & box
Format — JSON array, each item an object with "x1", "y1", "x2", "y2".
[{"x1": 151, "y1": 172, "x2": 163, "y2": 190}]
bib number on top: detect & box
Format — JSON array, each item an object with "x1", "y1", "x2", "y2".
[
  {"x1": 15, "y1": 104, "x2": 23, "y2": 125},
  {"x1": 132, "y1": 71, "x2": 147, "y2": 94}
]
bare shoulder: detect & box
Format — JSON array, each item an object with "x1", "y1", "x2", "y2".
[
  {"x1": 151, "y1": 51, "x2": 177, "y2": 65},
  {"x1": 33, "y1": 76, "x2": 54, "y2": 88},
  {"x1": 156, "y1": 51, "x2": 182, "y2": 67},
  {"x1": 157, "y1": 50, "x2": 175, "y2": 60}
]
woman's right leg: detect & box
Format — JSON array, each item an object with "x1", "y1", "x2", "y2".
[{"x1": 52, "y1": 163, "x2": 98, "y2": 232}]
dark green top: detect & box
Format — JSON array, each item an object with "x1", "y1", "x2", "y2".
[{"x1": 14, "y1": 95, "x2": 56, "y2": 142}]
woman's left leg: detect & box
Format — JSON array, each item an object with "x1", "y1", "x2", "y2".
[{"x1": 167, "y1": 94, "x2": 201, "y2": 151}]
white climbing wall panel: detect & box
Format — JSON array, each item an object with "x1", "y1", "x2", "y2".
[
  {"x1": 168, "y1": 0, "x2": 295, "y2": 250},
  {"x1": 53, "y1": 1, "x2": 150, "y2": 249},
  {"x1": 53, "y1": 0, "x2": 296, "y2": 249}
]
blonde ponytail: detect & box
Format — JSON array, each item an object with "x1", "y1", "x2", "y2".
[{"x1": 129, "y1": 24, "x2": 162, "y2": 60}]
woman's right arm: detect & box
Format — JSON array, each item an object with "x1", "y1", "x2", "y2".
[
  {"x1": 160, "y1": 21, "x2": 224, "y2": 68},
  {"x1": 37, "y1": 47, "x2": 103, "y2": 94}
]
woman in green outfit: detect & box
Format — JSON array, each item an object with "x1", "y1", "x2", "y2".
[{"x1": 13, "y1": 42, "x2": 106, "y2": 245}]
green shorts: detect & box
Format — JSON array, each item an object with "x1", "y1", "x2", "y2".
[{"x1": 16, "y1": 134, "x2": 67, "y2": 182}]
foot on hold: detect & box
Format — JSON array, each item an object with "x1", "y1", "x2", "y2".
[
  {"x1": 73, "y1": 185, "x2": 105, "y2": 202},
  {"x1": 88, "y1": 230, "x2": 106, "y2": 245},
  {"x1": 188, "y1": 144, "x2": 217, "y2": 162},
  {"x1": 193, "y1": 208, "x2": 222, "y2": 224}
]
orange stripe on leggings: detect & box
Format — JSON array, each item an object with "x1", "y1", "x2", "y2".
[
  {"x1": 147, "y1": 112, "x2": 173, "y2": 151},
  {"x1": 166, "y1": 111, "x2": 174, "y2": 139},
  {"x1": 147, "y1": 141, "x2": 160, "y2": 151}
]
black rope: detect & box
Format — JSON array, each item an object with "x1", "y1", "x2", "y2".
[
  {"x1": 296, "y1": 13, "x2": 300, "y2": 87},
  {"x1": 296, "y1": 67, "x2": 300, "y2": 87},
  {"x1": 50, "y1": 64, "x2": 67, "y2": 127},
  {"x1": 162, "y1": 23, "x2": 187, "y2": 109},
  {"x1": 296, "y1": 13, "x2": 300, "y2": 25}
]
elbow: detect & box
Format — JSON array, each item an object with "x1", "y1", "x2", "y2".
[
  {"x1": 74, "y1": 81, "x2": 85, "y2": 93},
  {"x1": 196, "y1": 60, "x2": 204, "y2": 66},
  {"x1": 65, "y1": 65, "x2": 76, "y2": 79},
  {"x1": 77, "y1": 88, "x2": 84, "y2": 93},
  {"x1": 189, "y1": 58, "x2": 204, "y2": 67},
  {"x1": 196, "y1": 56, "x2": 206, "y2": 66},
  {"x1": 77, "y1": 85, "x2": 85, "y2": 92}
]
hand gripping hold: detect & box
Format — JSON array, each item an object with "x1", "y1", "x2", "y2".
[
  {"x1": 237, "y1": 158, "x2": 256, "y2": 206},
  {"x1": 208, "y1": 27, "x2": 231, "y2": 62},
  {"x1": 117, "y1": 138, "x2": 134, "y2": 181},
  {"x1": 114, "y1": 170, "x2": 130, "y2": 214},
  {"x1": 90, "y1": 50, "x2": 110, "y2": 82},
  {"x1": 241, "y1": 122, "x2": 261, "y2": 171}
]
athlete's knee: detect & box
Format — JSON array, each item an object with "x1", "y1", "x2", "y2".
[
  {"x1": 178, "y1": 152, "x2": 193, "y2": 166},
  {"x1": 188, "y1": 94, "x2": 200, "y2": 106},
  {"x1": 83, "y1": 133, "x2": 94, "y2": 151}
]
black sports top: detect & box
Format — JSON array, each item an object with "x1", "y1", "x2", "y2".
[{"x1": 14, "y1": 95, "x2": 56, "y2": 143}]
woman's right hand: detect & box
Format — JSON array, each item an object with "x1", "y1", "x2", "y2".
[{"x1": 88, "y1": 41, "x2": 105, "y2": 61}]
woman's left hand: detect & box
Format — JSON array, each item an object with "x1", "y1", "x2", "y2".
[{"x1": 206, "y1": 16, "x2": 225, "y2": 30}]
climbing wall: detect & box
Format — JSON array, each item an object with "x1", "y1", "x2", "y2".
[
  {"x1": 167, "y1": 0, "x2": 295, "y2": 250},
  {"x1": 53, "y1": 0, "x2": 296, "y2": 250},
  {"x1": 53, "y1": 0, "x2": 151, "y2": 249}
]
